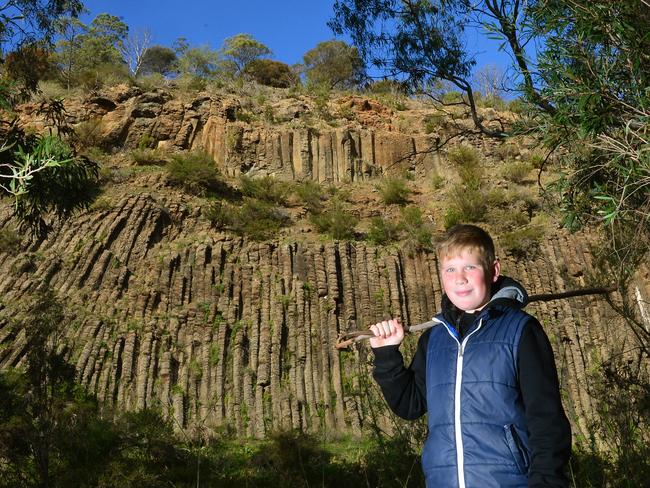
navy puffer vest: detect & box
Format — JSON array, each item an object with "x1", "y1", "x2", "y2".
[{"x1": 422, "y1": 306, "x2": 532, "y2": 488}]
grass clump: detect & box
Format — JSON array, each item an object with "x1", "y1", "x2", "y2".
[
  {"x1": 239, "y1": 174, "x2": 290, "y2": 205},
  {"x1": 294, "y1": 180, "x2": 325, "y2": 213},
  {"x1": 166, "y1": 151, "x2": 225, "y2": 196},
  {"x1": 375, "y1": 177, "x2": 412, "y2": 205},
  {"x1": 206, "y1": 199, "x2": 289, "y2": 241},
  {"x1": 310, "y1": 199, "x2": 358, "y2": 240},
  {"x1": 367, "y1": 217, "x2": 401, "y2": 245},
  {"x1": 73, "y1": 118, "x2": 103, "y2": 149},
  {"x1": 447, "y1": 185, "x2": 487, "y2": 223},
  {"x1": 448, "y1": 145, "x2": 482, "y2": 189},
  {"x1": 495, "y1": 143, "x2": 520, "y2": 160},
  {"x1": 499, "y1": 222, "x2": 545, "y2": 258},
  {"x1": 400, "y1": 206, "x2": 433, "y2": 252},
  {"x1": 501, "y1": 160, "x2": 533, "y2": 184},
  {"x1": 131, "y1": 148, "x2": 167, "y2": 166}
]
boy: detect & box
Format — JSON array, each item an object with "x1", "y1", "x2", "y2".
[{"x1": 369, "y1": 224, "x2": 571, "y2": 488}]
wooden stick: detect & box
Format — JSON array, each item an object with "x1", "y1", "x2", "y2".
[{"x1": 334, "y1": 285, "x2": 617, "y2": 350}]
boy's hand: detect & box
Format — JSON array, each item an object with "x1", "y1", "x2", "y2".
[{"x1": 369, "y1": 319, "x2": 404, "y2": 348}]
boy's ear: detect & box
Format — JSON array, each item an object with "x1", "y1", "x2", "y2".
[{"x1": 491, "y1": 259, "x2": 501, "y2": 283}]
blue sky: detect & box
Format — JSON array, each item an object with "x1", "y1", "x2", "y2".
[{"x1": 81, "y1": 1, "x2": 511, "y2": 75}]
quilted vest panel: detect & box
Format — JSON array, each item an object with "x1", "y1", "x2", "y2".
[{"x1": 422, "y1": 308, "x2": 531, "y2": 488}]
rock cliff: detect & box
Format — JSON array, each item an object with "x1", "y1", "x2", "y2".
[{"x1": 2, "y1": 86, "x2": 647, "y2": 440}]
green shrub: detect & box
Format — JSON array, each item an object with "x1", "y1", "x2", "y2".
[
  {"x1": 234, "y1": 199, "x2": 290, "y2": 240},
  {"x1": 243, "y1": 59, "x2": 298, "y2": 88},
  {"x1": 400, "y1": 206, "x2": 433, "y2": 252},
  {"x1": 501, "y1": 160, "x2": 532, "y2": 183},
  {"x1": 166, "y1": 151, "x2": 225, "y2": 196},
  {"x1": 239, "y1": 174, "x2": 290, "y2": 205},
  {"x1": 294, "y1": 180, "x2": 325, "y2": 213},
  {"x1": 375, "y1": 177, "x2": 412, "y2": 205},
  {"x1": 528, "y1": 151, "x2": 546, "y2": 169},
  {"x1": 448, "y1": 145, "x2": 479, "y2": 167},
  {"x1": 134, "y1": 73, "x2": 167, "y2": 91},
  {"x1": 367, "y1": 216, "x2": 401, "y2": 245},
  {"x1": 499, "y1": 224, "x2": 545, "y2": 258},
  {"x1": 442, "y1": 91, "x2": 463, "y2": 103},
  {"x1": 204, "y1": 200, "x2": 234, "y2": 229},
  {"x1": 448, "y1": 185, "x2": 487, "y2": 223},
  {"x1": 443, "y1": 207, "x2": 464, "y2": 229},
  {"x1": 206, "y1": 199, "x2": 289, "y2": 240},
  {"x1": 487, "y1": 207, "x2": 529, "y2": 230},
  {"x1": 424, "y1": 113, "x2": 444, "y2": 133},
  {"x1": 448, "y1": 145, "x2": 483, "y2": 189},
  {"x1": 485, "y1": 187, "x2": 509, "y2": 207},
  {"x1": 175, "y1": 74, "x2": 207, "y2": 92},
  {"x1": 310, "y1": 199, "x2": 358, "y2": 240}
]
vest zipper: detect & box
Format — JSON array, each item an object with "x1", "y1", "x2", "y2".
[{"x1": 449, "y1": 318, "x2": 483, "y2": 488}]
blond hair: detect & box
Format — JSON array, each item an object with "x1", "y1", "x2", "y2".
[{"x1": 437, "y1": 224, "x2": 496, "y2": 272}]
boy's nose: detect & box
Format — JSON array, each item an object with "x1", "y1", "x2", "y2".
[{"x1": 455, "y1": 271, "x2": 467, "y2": 283}]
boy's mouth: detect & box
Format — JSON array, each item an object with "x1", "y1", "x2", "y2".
[{"x1": 455, "y1": 289, "x2": 472, "y2": 297}]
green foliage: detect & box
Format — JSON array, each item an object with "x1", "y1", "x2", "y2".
[
  {"x1": 302, "y1": 39, "x2": 365, "y2": 89},
  {"x1": 53, "y1": 13, "x2": 129, "y2": 89},
  {"x1": 310, "y1": 198, "x2": 358, "y2": 240},
  {"x1": 400, "y1": 206, "x2": 433, "y2": 252},
  {"x1": 447, "y1": 185, "x2": 487, "y2": 224},
  {"x1": 365, "y1": 78, "x2": 408, "y2": 95},
  {"x1": 139, "y1": 45, "x2": 178, "y2": 76},
  {"x1": 0, "y1": 0, "x2": 83, "y2": 49},
  {"x1": 239, "y1": 174, "x2": 290, "y2": 205},
  {"x1": 176, "y1": 45, "x2": 220, "y2": 78},
  {"x1": 130, "y1": 148, "x2": 166, "y2": 166},
  {"x1": 4, "y1": 43, "x2": 56, "y2": 93},
  {"x1": 243, "y1": 59, "x2": 297, "y2": 88},
  {"x1": 220, "y1": 33, "x2": 272, "y2": 75},
  {"x1": 424, "y1": 113, "x2": 444, "y2": 133},
  {"x1": 448, "y1": 144, "x2": 483, "y2": 189},
  {"x1": 6, "y1": 135, "x2": 100, "y2": 236},
  {"x1": 494, "y1": 142, "x2": 519, "y2": 161},
  {"x1": 73, "y1": 117, "x2": 104, "y2": 149},
  {"x1": 529, "y1": 0, "x2": 650, "y2": 262},
  {"x1": 569, "y1": 356, "x2": 650, "y2": 487},
  {"x1": 206, "y1": 199, "x2": 290, "y2": 241},
  {"x1": 294, "y1": 180, "x2": 325, "y2": 213},
  {"x1": 499, "y1": 223, "x2": 545, "y2": 258},
  {"x1": 500, "y1": 160, "x2": 532, "y2": 184},
  {"x1": 330, "y1": 1, "x2": 472, "y2": 92},
  {"x1": 166, "y1": 151, "x2": 226, "y2": 196},
  {"x1": 375, "y1": 176, "x2": 412, "y2": 205},
  {"x1": 367, "y1": 216, "x2": 400, "y2": 245}
]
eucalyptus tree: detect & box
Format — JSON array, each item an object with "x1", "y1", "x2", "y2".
[
  {"x1": 0, "y1": 0, "x2": 84, "y2": 55},
  {"x1": 329, "y1": 0, "x2": 552, "y2": 137},
  {"x1": 220, "y1": 33, "x2": 272, "y2": 76},
  {"x1": 303, "y1": 40, "x2": 365, "y2": 89}
]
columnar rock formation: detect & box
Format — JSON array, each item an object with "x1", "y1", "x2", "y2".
[{"x1": 0, "y1": 194, "x2": 642, "y2": 440}]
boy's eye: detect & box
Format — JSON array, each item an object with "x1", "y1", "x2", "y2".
[
  {"x1": 465, "y1": 265, "x2": 476, "y2": 270},
  {"x1": 444, "y1": 267, "x2": 455, "y2": 273}
]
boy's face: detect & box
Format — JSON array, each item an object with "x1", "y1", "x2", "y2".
[{"x1": 439, "y1": 249, "x2": 500, "y2": 312}]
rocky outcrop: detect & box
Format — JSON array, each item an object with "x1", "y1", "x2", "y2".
[
  {"x1": 199, "y1": 120, "x2": 440, "y2": 181},
  {"x1": 0, "y1": 194, "x2": 641, "y2": 440},
  {"x1": 18, "y1": 87, "x2": 443, "y2": 181}
]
